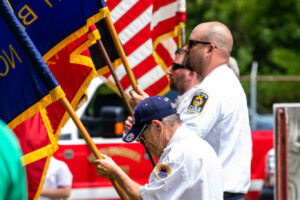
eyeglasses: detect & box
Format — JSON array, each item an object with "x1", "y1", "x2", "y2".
[
  {"x1": 138, "y1": 119, "x2": 163, "y2": 141},
  {"x1": 188, "y1": 39, "x2": 217, "y2": 49},
  {"x1": 138, "y1": 123, "x2": 151, "y2": 142},
  {"x1": 171, "y1": 63, "x2": 194, "y2": 71},
  {"x1": 171, "y1": 63, "x2": 185, "y2": 71}
]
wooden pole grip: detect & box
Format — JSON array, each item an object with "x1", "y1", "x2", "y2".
[
  {"x1": 96, "y1": 39, "x2": 156, "y2": 167},
  {"x1": 60, "y1": 97, "x2": 128, "y2": 200}
]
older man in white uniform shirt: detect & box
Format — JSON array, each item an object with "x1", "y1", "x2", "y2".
[{"x1": 94, "y1": 96, "x2": 223, "y2": 200}]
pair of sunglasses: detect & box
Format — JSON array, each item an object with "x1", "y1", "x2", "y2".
[
  {"x1": 188, "y1": 39, "x2": 217, "y2": 49},
  {"x1": 171, "y1": 63, "x2": 193, "y2": 71}
]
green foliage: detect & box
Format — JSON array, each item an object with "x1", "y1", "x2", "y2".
[
  {"x1": 186, "y1": 0, "x2": 300, "y2": 113},
  {"x1": 242, "y1": 82, "x2": 300, "y2": 113},
  {"x1": 270, "y1": 48, "x2": 300, "y2": 75}
]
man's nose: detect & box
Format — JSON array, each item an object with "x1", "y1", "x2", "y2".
[{"x1": 182, "y1": 45, "x2": 189, "y2": 53}]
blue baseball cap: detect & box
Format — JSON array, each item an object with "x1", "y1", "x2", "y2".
[{"x1": 122, "y1": 96, "x2": 177, "y2": 143}]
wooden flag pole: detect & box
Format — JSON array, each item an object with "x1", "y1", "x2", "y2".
[
  {"x1": 96, "y1": 39, "x2": 133, "y2": 115},
  {"x1": 96, "y1": 38, "x2": 157, "y2": 167},
  {"x1": 178, "y1": 25, "x2": 186, "y2": 48},
  {"x1": 60, "y1": 97, "x2": 128, "y2": 200},
  {"x1": 102, "y1": 16, "x2": 157, "y2": 166},
  {"x1": 105, "y1": 16, "x2": 137, "y2": 90}
]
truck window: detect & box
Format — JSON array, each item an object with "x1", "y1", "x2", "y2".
[{"x1": 79, "y1": 84, "x2": 129, "y2": 138}]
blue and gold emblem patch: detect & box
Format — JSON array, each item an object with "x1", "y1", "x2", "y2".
[
  {"x1": 155, "y1": 163, "x2": 171, "y2": 180},
  {"x1": 187, "y1": 91, "x2": 208, "y2": 114}
]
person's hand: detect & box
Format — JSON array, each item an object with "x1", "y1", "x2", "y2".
[
  {"x1": 129, "y1": 86, "x2": 149, "y2": 108},
  {"x1": 93, "y1": 154, "x2": 119, "y2": 179},
  {"x1": 124, "y1": 116, "x2": 133, "y2": 134}
]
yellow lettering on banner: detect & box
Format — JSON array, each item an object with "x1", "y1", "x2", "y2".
[
  {"x1": 0, "y1": 45, "x2": 22, "y2": 77},
  {"x1": 44, "y1": 0, "x2": 53, "y2": 8},
  {"x1": 18, "y1": 5, "x2": 38, "y2": 26},
  {"x1": 0, "y1": 56, "x2": 9, "y2": 77},
  {"x1": 2, "y1": 44, "x2": 22, "y2": 69},
  {"x1": 44, "y1": 0, "x2": 63, "y2": 8}
]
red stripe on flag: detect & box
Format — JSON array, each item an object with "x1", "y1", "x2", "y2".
[
  {"x1": 113, "y1": 0, "x2": 152, "y2": 33},
  {"x1": 118, "y1": 76, "x2": 131, "y2": 91},
  {"x1": 155, "y1": 43, "x2": 174, "y2": 68},
  {"x1": 145, "y1": 76, "x2": 169, "y2": 96},
  {"x1": 118, "y1": 55, "x2": 157, "y2": 90},
  {"x1": 153, "y1": 0, "x2": 176, "y2": 12},
  {"x1": 106, "y1": 0, "x2": 121, "y2": 11},
  {"x1": 133, "y1": 56, "x2": 157, "y2": 79},
  {"x1": 123, "y1": 24, "x2": 150, "y2": 55},
  {"x1": 104, "y1": 0, "x2": 184, "y2": 96},
  {"x1": 178, "y1": 11, "x2": 186, "y2": 22},
  {"x1": 152, "y1": 15, "x2": 179, "y2": 40}
]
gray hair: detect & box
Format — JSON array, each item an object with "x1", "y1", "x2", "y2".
[
  {"x1": 162, "y1": 113, "x2": 182, "y2": 127},
  {"x1": 227, "y1": 57, "x2": 240, "y2": 78}
]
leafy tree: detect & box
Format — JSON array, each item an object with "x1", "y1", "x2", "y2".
[{"x1": 186, "y1": 0, "x2": 300, "y2": 113}]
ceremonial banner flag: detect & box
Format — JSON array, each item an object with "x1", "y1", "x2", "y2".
[
  {"x1": 45, "y1": 35, "x2": 97, "y2": 138},
  {"x1": 9, "y1": 0, "x2": 107, "y2": 58},
  {"x1": 89, "y1": 22, "x2": 121, "y2": 75},
  {"x1": 0, "y1": 0, "x2": 64, "y2": 129},
  {"x1": 6, "y1": 1, "x2": 123, "y2": 199},
  {"x1": 0, "y1": 1, "x2": 65, "y2": 199},
  {"x1": 8, "y1": 0, "x2": 111, "y2": 136},
  {"x1": 94, "y1": 0, "x2": 186, "y2": 96},
  {"x1": 13, "y1": 111, "x2": 55, "y2": 200}
]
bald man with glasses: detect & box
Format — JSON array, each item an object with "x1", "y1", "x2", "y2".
[
  {"x1": 93, "y1": 96, "x2": 223, "y2": 200},
  {"x1": 179, "y1": 22, "x2": 252, "y2": 200}
]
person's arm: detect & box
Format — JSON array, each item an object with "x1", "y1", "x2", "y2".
[
  {"x1": 40, "y1": 186, "x2": 71, "y2": 199},
  {"x1": 179, "y1": 90, "x2": 220, "y2": 138},
  {"x1": 93, "y1": 154, "x2": 142, "y2": 200},
  {"x1": 41, "y1": 158, "x2": 73, "y2": 199}
]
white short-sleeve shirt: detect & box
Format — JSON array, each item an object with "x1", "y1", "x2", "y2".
[
  {"x1": 177, "y1": 65, "x2": 252, "y2": 193},
  {"x1": 39, "y1": 157, "x2": 73, "y2": 200},
  {"x1": 140, "y1": 126, "x2": 223, "y2": 200}
]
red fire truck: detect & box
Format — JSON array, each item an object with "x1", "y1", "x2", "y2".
[{"x1": 55, "y1": 77, "x2": 274, "y2": 200}]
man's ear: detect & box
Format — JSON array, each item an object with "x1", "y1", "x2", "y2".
[
  {"x1": 208, "y1": 43, "x2": 215, "y2": 53},
  {"x1": 157, "y1": 124, "x2": 161, "y2": 131},
  {"x1": 152, "y1": 120, "x2": 162, "y2": 131}
]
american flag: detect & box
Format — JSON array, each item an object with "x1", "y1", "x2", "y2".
[{"x1": 103, "y1": 0, "x2": 186, "y2": 96}]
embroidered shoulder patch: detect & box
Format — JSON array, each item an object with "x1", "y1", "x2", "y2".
[
  {"x1": 187, "y1": 91, "x2": 209, "y2": 114},
  {"x1": 154, "y1": 163, "x2": 171, "y2": 180}
]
